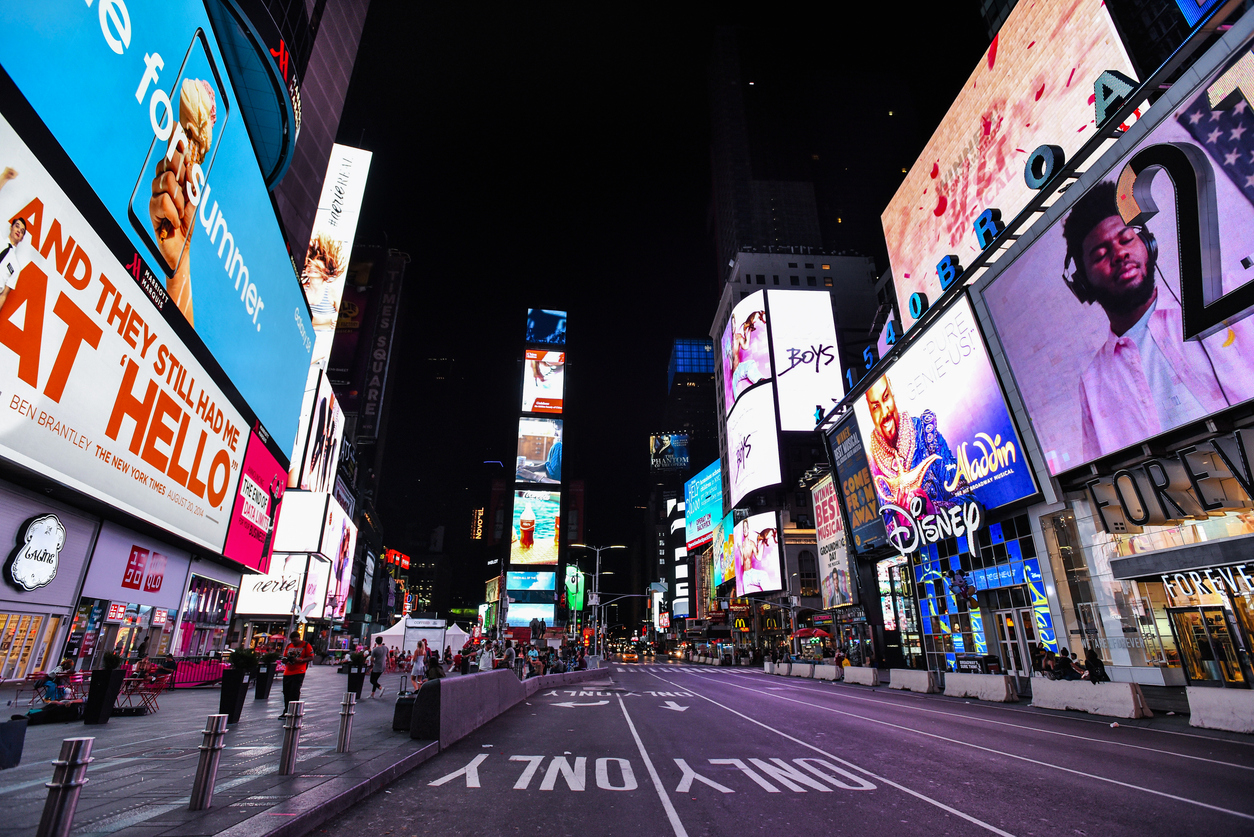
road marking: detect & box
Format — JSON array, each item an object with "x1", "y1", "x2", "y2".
[
  {"x1": 618, "y1": 694, "x2": 688, "y2": 837},
  {"x1": 509, "y1": 755, "x2": 545, "y2": 789},
  {"x1": 661, "y1": 701, "x2": 688, "y2": 712},
  {"x1": 552, "y1": 700, "x2": 609, "y2": 708},
  {"x1": 428, "y1": 754, "x2": 488, "y2": 787},
  {"x1": 674, "y1": 759, "x2": 734, "y2": 794},
  {"x1": 540, "y1": 756, "x2": 586, "y2": 791},
  {"x1": 709, "y1": 758, "x2": 780, "y2": 792},
  {"x1": 649, "y1": 673, "x2": 1015, "y2": 837},
  {"x1": 596, "y1": 757, "x2": 638, "y2": 791},
  {"x1": 749, "y1": 758, "x2": 833, "y2": 792},
  {"x1": 679, "y1": 672, "x2": 1254, "y2": 824}
]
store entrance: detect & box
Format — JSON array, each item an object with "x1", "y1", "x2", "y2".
[
  {"x1": 991, "y1": 607, "x2": 1038, "y2": 691},
  {"x1": 1167, "y1": 607, "x2": 1251, "y2": 687}
]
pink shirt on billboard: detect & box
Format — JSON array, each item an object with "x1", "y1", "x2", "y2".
[{"x1": 1078, "y1": 290, "x2": 1254, "y2": 462}]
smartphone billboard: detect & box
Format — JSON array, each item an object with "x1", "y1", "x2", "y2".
[{"x1": 522, "y1": 350, "x2": 564, "y2": 414}]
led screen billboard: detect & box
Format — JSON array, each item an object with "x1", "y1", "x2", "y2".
[
  {"x1": 853, "y1": 295, "x2": 1037, "y2": 530},
  {"x1": 734, "y1": 511, "x2": 781, "y2": 596},
  {"x1": 525, "y1": 309, "x2": 567, "y2": 345},
  {"x1": 506, "y1": 571, "x2": 556, "y2": 591},
  {"x1": 322, "y1": 495, "x2": 357, "y2": 619},
  {"x1": 291, "y1": 369, "x2": 343, "y2": 493},
  {"x1": 510, "y1": 489, "x2": 560, "y2": 565},
  {"x1": 768, "y1": 290, "x2": 844, "y2": 430},
  {"x1": 649, "y1": 433, "x2": 690, "y2": 473},
  {"x1": 721, "y1": 290, "x2": 771, "y2": 416},
  {"x1": 981, "y1": 35, "x2": 1254, "y2": 475},
  {"x1": 812, "y1": 475, "x2": 856, "y2": 608},
  {"x1": 515, "y1": 417, "x2": 562, "y2": 485},
  {"x1": 223, "y1": 429, "x2": 287, "y2": 573},
  {"x1": 234, "y1": 552, "x2": 305, "y2": 615},
  {"x1": 563, "y1": 565, "x2": 585, "y2": 612},
  {"x1": 726, "y1": 384, "x2": 782, "y2": 506},
  {"x1": 882, "y1": 1, "x2": 1136, "y2": 332},
  {"x1": 0, "y1": 4, "x2": 316, "y2": 443},
  {"x1": 826, "y1": 414, "x2": 888, "y2": 553},
  {"x1": 522, "y1": 350, "x2": 564, "y2": 414},
  {"x1": 506, "y1": 602, "x2": 554, "y2": 628},
  {"x1": 303, "y1": 555, "x2": 331, "y2": 620},
  {"x1": 684, "y1": 459, "x2": 722, "y2": 549},
  {"x1": 712, "y1": 511, "x2": 737, "y2": 587}
]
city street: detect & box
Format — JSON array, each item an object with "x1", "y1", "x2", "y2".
[{"x1": 320, "y1": 660, "x2": 1254, "y2": 837}]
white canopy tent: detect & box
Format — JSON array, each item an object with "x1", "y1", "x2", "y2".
[
  {"x1": 369, "y1": 618, "x2": 446, "y2": 654},
  {"x1": 444, "y1": 624, "x2": 470, "y2": 650}
]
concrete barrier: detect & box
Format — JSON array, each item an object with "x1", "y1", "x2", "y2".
[
  {"x1": 523, "y1": 667, "x2": 610, "y2": 698},
  {"x1": 1187, "y1": 686, "x2": 1254, "y2": 734},
  {"x1": 943, "y1": 672, "x2": 1018, "y2": 702},
  {"x1": 763, "y1": 662, "x2": 774, "y2": 674},
  {"x1": 888, "y1": 669, "x2": 938, "y2": 693},
  {"x1": 1031, "y1": 678, "x2": 1153, "y2": 719},
  {"x1": 812, "y1": 664, "x2": 841, "y2": 681},
  {"x1": 789, "y1": 663, "x2": 814, "y2": 678},
  {"x1": 843, "y1": 667, "x2": 879, "y2": 687}
]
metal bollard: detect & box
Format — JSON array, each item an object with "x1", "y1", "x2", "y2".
[
  {"x1": 36, "y1": 737, "x2": 94, "y2": 837},
  {"x1": 278, "y1": 700, "x2": 304, "y2": 775},
  {"x1": 189, "y1": 714, "x2": 229, "y2": 811},
  {"x1": 336, "y1": 692, "x2": 356, "y2": 753}
]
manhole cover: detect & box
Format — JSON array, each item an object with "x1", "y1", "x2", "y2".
[{"x1": 137, "y1": 748, "x2": 193, "y2": 758}]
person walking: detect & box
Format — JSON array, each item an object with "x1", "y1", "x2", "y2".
[
  {"x1": 369, "y1": 636, "x2": 388, "y2": 698},
  {"x1": 280, "y1": 631, "x2": 315, "y2": 718}
]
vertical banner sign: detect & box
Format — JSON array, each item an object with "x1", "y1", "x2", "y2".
[
  {"x1": 826, "y1": 414, "x2": 887, "y2": 553},
  {"x1": 812, "y1": 475, "x2": 856, "y2": 608},
  {"x1": 357, "y1": 252, "x2": 406, "y2": 440},
  {"x1": 768, "y1": 290, "x2": 844, "y2": 430}
]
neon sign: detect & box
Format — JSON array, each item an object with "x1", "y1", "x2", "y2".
[{"x1": 883, "y1": 497, "x2": 983, "y2": 558}]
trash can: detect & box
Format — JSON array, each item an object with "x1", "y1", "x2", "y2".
[
  {"x1": 393, "y1": 692, "x2": 416, "y2": 732},
  {"x1": 0, "y1": 718, "x2": 26, "y2": 769}
]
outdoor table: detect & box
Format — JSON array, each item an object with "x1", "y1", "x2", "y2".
[{"x1": 114, "y1": 677, "x2": 146, "y2": 712}]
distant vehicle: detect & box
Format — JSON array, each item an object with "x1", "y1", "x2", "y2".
[{"x1": 621, "y1": 651, "x2": 639, "y2": 663}]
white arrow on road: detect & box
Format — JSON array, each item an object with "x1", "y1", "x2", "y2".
[
  {"x1": 661, "y1": 701, "x2": 689, "y2": 712},
  {"x1": 552, "y1": 700, "x2": 610, "y2": 708}
]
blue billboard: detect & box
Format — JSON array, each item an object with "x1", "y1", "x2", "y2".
[
  {"x1": 684, "y1": 459, "x2": 722, "y2": 550},
  {"x1": 0, "y1": 4, "x2": 314, "y2": 446}
]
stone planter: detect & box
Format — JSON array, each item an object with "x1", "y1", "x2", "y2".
[
  {"x1": 219, "y1": 667, "x2": 252, "y2": 723},
  {"x1": 83, "y1": 669, "x2": 125, "y2": 725}
]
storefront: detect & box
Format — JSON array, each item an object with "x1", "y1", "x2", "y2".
[
  {"x1": 232, "y1": 553, "x2": 325, "y2": 651},
  {"x1": 833, "y1": 602, "x2": 882, "y2": 666},
  {"x1": 875, "y1": 556, "x2": 920, "y2": 669}
]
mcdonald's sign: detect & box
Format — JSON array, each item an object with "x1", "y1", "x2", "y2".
[{"x1": 734, "y1": 617, "x2": 749, "y2": 632}]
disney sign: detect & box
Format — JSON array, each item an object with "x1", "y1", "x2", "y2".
[{"x1": 883, "y1": 496, "x2": 983, "y2": 559}]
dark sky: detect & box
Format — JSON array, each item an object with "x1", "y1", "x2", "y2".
[{"x1": 335, "y1": 6, "x2": 990, "y2": 601}]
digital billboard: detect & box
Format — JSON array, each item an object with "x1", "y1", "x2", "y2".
[
  {"x1": 684, "y1": 460, "x2": 722, "y2": 549},
  {"x1": 768, "y1": 290, "x2": 844, "y2": 430},
  {"x1": 649, "y1": 433, "x2": 690, "y2": 473},
  {"x1": 726, "y1": 384, "x2": 782, "y2": 506},
  {"x1": 853, "y1": 296, "x2": 1037, "y2": 534},
  {"x1": 302, "y1": 555, "x2": 331, "y2": 621},
  {"x1": 322, "y1": 495, "x2": 357, "y2": 619},
  {"x1": 812, "y1": 475, "x2": 856, "y2": 608},
  {"x1": 485, "y1": 576, "x2": 501, "y2": 603},
  {"x1": 291, "y1": 369, "x2": 344, "y2": 493},
  {"x1": 0, "y1": 4, "x2": 316, "y2": 443},
  {"x1": 506, "y1": 602, "x2": 554, "y2": 628},
  {"x1": 522, "y1": 349, "x2": 564, "y2": 414},
  {"x1": 235, "y1": 552, "x2": 305, "y2": 615},
  {"x1": 734, "y1": 511, "x2": 781, "y2": 597},
  {"x1": 982, "y1": 35, "x2": 1254, "y2": 475},
  {"x1": 826, "y1": 413, "x2": 888, "y2": 553},
  {"x1": 506, "y1": 571, "x2": 556, "y2": 591},
  {"x1": 721, "y1": 290, "x2": 771, "y2": 416},
  {"x1": 510, "y1": 488, "x2": 560, "y2": 565},
  {"x1": 563, "y1": 565, "x2": 585, "y2": 612},
  {"x1": 223, "y1": 429, "x2": 288, "y2": 573},
  {"x1": 882, "y1": 1, "x2": 1137, "y2": 332},
  {"x1": 712, "y1": 511, "x2": 737, "y2": 587},
  {"x1": 516, "y1": 417, "x2": 562, "y2": 485},
  {"x1": 525, "y1": 309, "x2": 567, "y2": 345}
]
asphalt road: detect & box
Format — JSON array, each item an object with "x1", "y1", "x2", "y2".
[{"x1": 315, "y1": 660, "x2": 1254, "y2": 837}]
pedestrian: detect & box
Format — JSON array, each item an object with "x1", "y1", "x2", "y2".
[
  {"x1": 414, "y1": 643, "x2": 427, "y2": 683},
  {"x1": 478, "y1": 645, "x2": 494, "y2": 672},
  {"x1": 1082, "y1": 647, "x2": 1110, "y2": 683},
  {"x1": 1054, "y1": 648, "x2": 1080, "y2": 681},
  {"x1": 280, "y1": 631, "x2": 315, "y2": 718},
  {"x1": 369, "y1": 636, "x2": 387, "y2": 698},
  {"x1": 426, "y1": 654, "x2": 446, "y2": 680},
  {"x1": 443, "y1": 645, "x2": 453, "y2": 667}
]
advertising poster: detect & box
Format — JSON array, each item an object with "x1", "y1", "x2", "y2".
[
  {"x1": 356, "y1": 252, "x2": 407, "y2": 440},
  {"x1": 525, "y1": 309, "x2": 567, "y2": 345},
  {"x1": 649, "y1": 433, "x2": 690, "y2": 473},
  {"x1": 768, "y1": 290, "x2": 844, "y2": 430},
  {"x1": 734, "y1": 511, "x2": 781, "y2": 597},
  {"x1": 510, "y1": 489, "x2": 560, "y2": 565},
  {"x1": 485, "y1": 576, "x2": 500, "y2": 603},
  {"x1": 506, "y1": 601, "x2": 554, "y2": 628},
  {"x1": 522, "y1": 350, "x2": 564, "y2": 414},
  {"x1": 712, "y1": 511, "x2": 737, "y2": 587},
  {"x1": 0, "y1": 4, "x2": 316, "y2": 443},
  {"x1": 302, "y1": 145, "x2": 372, "y2": 368},
  {"x1": 563, "y1": 565, "x2": 585, "y2": 612},
  {"x1": 82, "y1": 521, "x2": 191, "y2": 610},
  {"x1": 223, "y1": 429, "x2": 287, "y2": 573},
  {"x1": 506, "y1": 571, "x2": 556, "y2": 590},
  {"x1": 982, "y1": 37, "x2": 1254, "y2": 475},
  {"x1": 322, "y1": 495, "x2": 357, "y2": 619},
  {"x1": 234, "y1": 552, "x2": 305, "y2": 615},
  {"x1": 326, "y1": 260, "x2": 375, "y2": 414},
  {"x1": 301, "y1": 555, "x2": 331, "y2": 620},
  {"x1": 684, "y1": 459, "x2": 722, "y2": 549},
  {"x1": 826, "y1": 414, "x2": 887, "y2": 553},
  {"x1": 882, "y1": 1, "x2": 1136, "y2": 332},
  {"x1": 726, "y1": 384, "x2": 782, "y2": 506},
  {"x1": 721, "y1": 290, "x2": 771, "y2": 415},
  {"x1": 516, "y1": 417, "x2": 562, "y2": 485},
  {"x1": 292, "y1": 370, "x2": 344, "y2": 492},
  {"x1": 0, "y1": 112, "x2": 250, "y2": 554},
  {"x1": 811, "y1": 475, "x2": 856, "y2": 608},
  {"x1": 853, "y1": 296, "x2": 1037, "y2": 529}
]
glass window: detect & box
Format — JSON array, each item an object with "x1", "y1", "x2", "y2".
[
  {"x1": 790, "y1": 276, "x2": 800, "y2": 286},
  {"x1": 807, "y1": 276, "x2": 817, "y2": 286}
]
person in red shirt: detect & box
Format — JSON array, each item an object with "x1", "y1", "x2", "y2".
[{"x1": 280, "y1": 630, "x2": 314, "y2": 718}]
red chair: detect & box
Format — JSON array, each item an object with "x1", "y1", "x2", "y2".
[{"x1": 138, "y1": 675, "x2": 172, "y2": 714}]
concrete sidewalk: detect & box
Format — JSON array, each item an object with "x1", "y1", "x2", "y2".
[{"x1": 0, "y1": 666, "x2": 437, "y2": 837}]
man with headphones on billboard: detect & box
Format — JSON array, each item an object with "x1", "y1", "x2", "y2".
[{"x1": 1063, "y1": 180, "x2": 1254, "y2": 461}]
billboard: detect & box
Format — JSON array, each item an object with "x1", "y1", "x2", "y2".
[
  {"x1": 515, "y1": 417, "x2": 562, "y2": 485},
  {"x1": 322, "y1": 495, "x2": 357, "y2": 619},
  {"x1": 734, "y1": 511, "x2": 781, "y2": 597},
  {"x1": 509, "y1": 488, "x2": 560, "y2": 565},
  {"x1": 223, "y1": 429, "x2": 288, "y2": 573},
  {"x1": 649, "y1": 433, "x2": 690, "y2": 473},
  {"x1": 882, "y1": 1, "x2": 1136, "y2": 332},
  {"x1": 826, "y1": 414, "x2": 888, "y2": 553},
  {"x1": 235, "y1": 552, "x2": 305, "y2": 615},
  {"x1": 505, "y1": 601, "x2": 554, "y2": 628},
  {"x1": 712, "y1": 511, "x2": 737, "y2": 587},
  {"x1": 721, "y1": 290, "x2": 771, "y2": 416},
  {"x1": 485, "y1": 576, "x2": 501, "y2": 603},
  {"x1": 522, "y1": 349, "x2": 564, "y2": 414},
  {"x1": 684, "y1": 460, "x2": 722, "y2": 549},
  {"x1": 853, "y1": 296, "x2": 1037, "y2": 539},
  {"x1": 981, "y1": 36, "x2": 1254, "y2": 475},
  {"x1": 506, "y1": 571, "x2": 556, "y2": 591},
  {"x1": 356, "y1": 252, "x2": 406, "y2": 439},
  {"x1": 525, "y1": 309, "x2": 567, "y2": 345},
  {"x1": 812, "y1": 475, "x2": 856, "y2": 608},
  {"x1": 290, "y1": 369, "x2": 344, "y2": 492},
  {"x1": 563, "y1": 565, "x2": 585, "y2": 612},
  {"x1": 302, "y1": 555, "x2": 331, "y2": 620},
  {"x1": 0, "y1": 4, "x2": 316, "y2": 443},
  {"x1": 726, "y1": 384, "x2": 782, "y2": 506},
  {"x1": 768, "y1": 291, "x2": 844, "y2": 430}
]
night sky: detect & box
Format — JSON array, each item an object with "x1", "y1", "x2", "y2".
[{"x1": 335, "y1": 6, "x2": 990, "y2": 605}]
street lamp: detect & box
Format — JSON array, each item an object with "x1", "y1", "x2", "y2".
[{"x1": 570, "y1": 543, "x2": 625, "y2": 658}]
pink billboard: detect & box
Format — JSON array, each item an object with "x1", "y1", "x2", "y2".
[{"x1": 223, "y1": 429, "x2": 288, "y2": 573}]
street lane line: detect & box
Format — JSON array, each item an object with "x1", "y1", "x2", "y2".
[
  {"x1": 675, "y1": 672, "x2": 1254, "y2": 823},
  {"x1": 647, "y1": 673, "x2": 1015, "y2": 837},
  {"x1": 617, "y1": 694, "x2": 688, "y2": 837}
]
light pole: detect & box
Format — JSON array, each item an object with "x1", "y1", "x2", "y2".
[{"x1": 570, "y1": 544, "x2": 625, "y2": 659}]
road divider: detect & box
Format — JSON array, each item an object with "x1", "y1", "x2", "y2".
[
  {"x1": 888, "y1": 669, "x2": 939, "y2": 694},
  {"x1": 1030, "y1": 678, "x2": 1153, "y2": 719},
  {"x1": 1187, "y1": 685, "x2": 1254, "y2": 734},
  {"x1": 943, "y1": 672, "x2": 1017, "y2": 703}
]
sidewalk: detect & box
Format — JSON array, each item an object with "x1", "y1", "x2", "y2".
[{"x1": 0, "y1": 666, "x2": 437, "y2": 837}]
